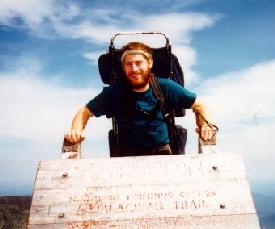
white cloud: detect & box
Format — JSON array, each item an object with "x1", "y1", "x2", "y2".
[
  {"x1": 82, "y1": 53, "x2": 98, "y2": 64},
  {"x1": 137, "y1": 13, "x2": 217, "y2": 43},
  {"x1": 0, "y1": 0, "x2": 55, "y2": 25},
  {"x1": 197, "y1": 59, "x2": 275, "y2": 125},
  {"x1": 83, "y1": 51, "x2": 105, "y2": 65},
  {"x1": 0, "y1": 0, "x2": 80, "y2": 37}
]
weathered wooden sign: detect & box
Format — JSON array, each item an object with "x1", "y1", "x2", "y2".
[{"x1": 28, "y1": 153, "x2": 260, "y2": 229}]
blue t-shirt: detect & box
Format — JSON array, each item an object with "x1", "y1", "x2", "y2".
[{"x1": 86, "y1": 77, "x2": 196, "y2": 148}]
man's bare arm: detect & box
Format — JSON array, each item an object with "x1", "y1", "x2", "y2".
[
  {"x1": 191, "y1": 98, "x2": 216, "y2": 141},
  {"x1": 64, "y1": 106, "x2": 94, "y2": 144}
]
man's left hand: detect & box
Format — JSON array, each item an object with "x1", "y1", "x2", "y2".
[{"x1": 196, "y1": 125, "x2": 215, "y2": 141}]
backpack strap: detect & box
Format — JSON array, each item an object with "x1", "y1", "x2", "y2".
[
  {"x1": 149, "y1": 75, "x2": 178, "y2": 154},
  {"x1": 149, "y1": 75, "x2": 170, "y2": 118}
]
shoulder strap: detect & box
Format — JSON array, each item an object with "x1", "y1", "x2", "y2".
[
  {"x1": 149, "y1": 74, "x2": 170, "y2": 120},
  {"x1": 149, "y1": 75, "x2": 178, "y2": 153}
]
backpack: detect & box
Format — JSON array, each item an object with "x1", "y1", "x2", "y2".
[{"x1": 98, "y1": 32, "x2": 187, "y2": 156}]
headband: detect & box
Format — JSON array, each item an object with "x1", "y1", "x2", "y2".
[{"x1": 121, "y1": 49, "x2": 152, "y2": 62}]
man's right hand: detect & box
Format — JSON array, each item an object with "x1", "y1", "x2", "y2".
[{"x1": 64, "y1": 129, "x2": 85, "y2": 144}]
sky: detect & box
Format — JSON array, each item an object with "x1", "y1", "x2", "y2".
[{"x1": 0, "y1": 0, "x2": 275, "y2": 196}]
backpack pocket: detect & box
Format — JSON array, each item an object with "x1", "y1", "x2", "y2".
[{"x1": 170, "y1": 125, "x2": 187, "y2": 155}]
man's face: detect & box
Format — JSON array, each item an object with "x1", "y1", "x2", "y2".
[{"x1": 122, "y1": 54, "x2": 152, "y2": 90}]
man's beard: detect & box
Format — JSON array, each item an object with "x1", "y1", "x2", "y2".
[{"x1": 124, "y1": 69, "x2": 151, "y2": 90}]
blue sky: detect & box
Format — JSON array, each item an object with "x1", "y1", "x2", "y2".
[{"x1": 0, "y1": 0, "x2": 275, "y2": 196}]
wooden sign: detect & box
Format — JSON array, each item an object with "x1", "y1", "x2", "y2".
[{"x1": 28, "y1": 153, "x2": 260, "y2": 228}]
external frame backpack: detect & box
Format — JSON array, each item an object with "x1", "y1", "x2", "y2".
[{"x1": 97, "y1": 32, "x2": 187, "y2": 156}]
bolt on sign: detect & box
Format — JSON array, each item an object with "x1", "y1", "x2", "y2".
[{"x1": 27, "y1": 153, "x2": 260, "y2": 229}]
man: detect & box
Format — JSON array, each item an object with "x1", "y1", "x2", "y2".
[{"x1": 65, "y1": 42, "x2": 216, "y2": 156}]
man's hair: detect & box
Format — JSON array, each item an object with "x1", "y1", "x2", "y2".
[{"x1": 121, "y1": 42, "x2": 153, "y2": 61}]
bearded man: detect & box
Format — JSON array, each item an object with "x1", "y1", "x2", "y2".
[{"x1": 65, "y1": 42, "x2": 216, "y2": 156}]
